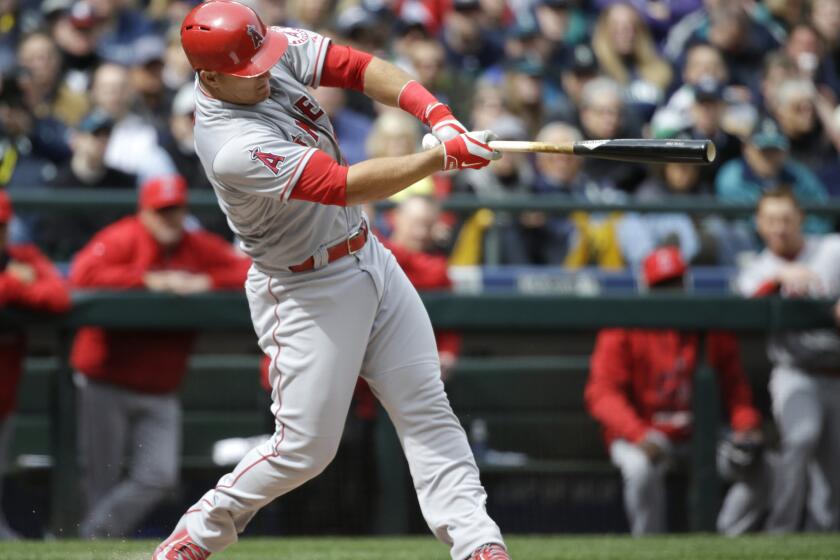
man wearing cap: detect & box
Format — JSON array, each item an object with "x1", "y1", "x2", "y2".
[
  {"x1": 70, "y1": 175, "x2": 251, "y2": 539},
  {"x1": 0, "y1": 190, "x2": 70, "y2": 539},
  {"x1": 156, "y1": 1, "x2": 508, "y2": 559},
  {"x1": 736, "y1": 189, "x2": 840, "y2": 532},
  {"x1": 586, "y1": 246, "x2": 769, "y2": 535},
  {"x1": 716, "y1": 117, "x2": 831, "y2": 234}
]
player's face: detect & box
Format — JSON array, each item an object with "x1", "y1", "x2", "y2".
[
  {"x1": 756, "y1": 198, "x2": 804, "y2": 258},
  {"x1": 205, "y1": 70, "x2": 271, "y2": 105},
  {"x1": 141, "y1": 206, "x2": 187, "y2": 247}
]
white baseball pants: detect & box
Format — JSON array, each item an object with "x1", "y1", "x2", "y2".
[{"x1": 178, "y1": 236, "x2": 503, "y2": 559}]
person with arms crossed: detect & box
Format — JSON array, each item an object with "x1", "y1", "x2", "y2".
[
  {"x1": 736, "y1": 189, "x2": 840, "y2": 532},
  {"x1": 154, "y1": 2, "x2": 507, "y2": 559}
]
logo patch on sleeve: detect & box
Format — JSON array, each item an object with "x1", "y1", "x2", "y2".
[{"x1": 250, "y1": 147, "x2": 285, "y2": 175}]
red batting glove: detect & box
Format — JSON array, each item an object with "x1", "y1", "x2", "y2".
[
  {"x1": 426, "y1": 102, "x2": 468, "y2": 142},
  {"x1": 441, "y1": 130, "x2": 501, "y2": 171}
]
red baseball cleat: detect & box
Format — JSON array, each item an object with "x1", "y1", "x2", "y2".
[
  {"x1": 153, "y1": 529, "x2": 211, "y2": 560},
  {"x1": 465, "y1": 543, "x2": 511, "y2": 560}
]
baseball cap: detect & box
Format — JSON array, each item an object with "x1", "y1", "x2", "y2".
[
  {"x1": 507, "y1": 56, "x2": 545, "y2": 77},
  {"x1": 139, "y1": 175, "x2": 188, "y2": 210},
  {"x1": 453, "y1": 0, "x2": 481, "y2": 11},
  {"x1": 0, "y1": 190, "x2": 12, "y2": 224},
  {"x1": 564, "y1": 44, "x2": 598, "y2": 75},
  {"x1": 643, "y1": 246, "x2": 686, "y2": 287},
  {"x1": 539, "y1": 0, "x2": 572, "y2": 8},
  {"x1": 336, "y1": 6, "x2": 378, "y2": 38},
  {"x1": 692, "y1": 78, "x2": 724, "y2": 103},
  {"x1": 749, "y1": 117, "x2": 789, "y2": 151},
  {"x1": 77, "y1": 110, "x2": 115, "y2": 134}
]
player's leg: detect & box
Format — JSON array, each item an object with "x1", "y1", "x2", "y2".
[
  {"x1": 805, "y1": 376, "x2": 840, "y2": 530},
  {"x1": 360, "y1": 241, "x2": 504, "y2": 560},
  {"x1": 172, "y1": 264, "x2": 378, "y2": 553},
  {"x1": 84, "y1": 393, "x2": 180, "y2": 537},
  {"x1": 715, "y1": 443, "x2": 774, "y2": 535},
  {"x1": 77, "y1": 377, "x2": 130, "y2": 537},
  {"x1": 766, "y1": 367, "x2": 823, "y2": 532},
  {"x1": 609, "y1": 439, "x2": 667, "y2": 535}
]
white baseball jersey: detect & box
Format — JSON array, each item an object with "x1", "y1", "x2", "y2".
[
  {"x1": 736, "y1": 234, "x2": 840, "y2": 371},
  {"x1": 194, "y1": 27, "x2": 363, "y2": 274}
]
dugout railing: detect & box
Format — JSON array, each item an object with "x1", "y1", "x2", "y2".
[{"x1": 3, "y1": 293, "x2": 837, "y2": 536}]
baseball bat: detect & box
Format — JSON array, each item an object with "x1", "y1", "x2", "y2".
[{"x1": 488, "y1": 138, "x2": 716, "y2": 164}]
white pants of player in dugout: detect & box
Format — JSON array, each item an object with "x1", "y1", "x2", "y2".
[
  {"x1": 175, "y1": 234, "x2": 504, "y2": 560},
  {"x1": 610, "y1": 438, "x2": 772, "y2": 536},
  {"x1": 766, "y1": 366, "x2": 840, "y2": 532}
]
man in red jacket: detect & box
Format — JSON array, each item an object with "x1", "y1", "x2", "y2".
[
  {"x1": 70, "y1": 175, "x2": 251, "y2": 538},
  {"x1": 585, "y1": 246, "x2": 769, "y2": 536},
  {"x1": 0, "y1": 190, "x2": 70, "y2": 539}
]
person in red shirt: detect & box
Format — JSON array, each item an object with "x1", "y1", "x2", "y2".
[
  {"x1": 0, "y1": 190, "x2": 70, "y2": 539},
  {"x1": 585, "y1": 246, "x2": 769, "y2": 536},
  {"x1": 70, "y1": 175, "x2": 251, "y2": 539}
]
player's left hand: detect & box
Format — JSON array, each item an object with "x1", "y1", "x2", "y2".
[
  {"x1": 441, "y1": 130, "x2": 501, "y2": 171},
  {"x1": 422, "y1": 103, "x2": 468, "y2": 150}
]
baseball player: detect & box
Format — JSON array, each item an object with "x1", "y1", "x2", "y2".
[
  {"x1": 154, "y1": 2, "x2": 508, "y2": 559},
  {"x1": 736, "y1": 189, "x2": 840, "y2": 532},
  {"x1": 586, "y1": 246, "x2": 769, "y2": 536},
  {"x1": 0, "y1": 191, "x2": 70, "y2": 539}
]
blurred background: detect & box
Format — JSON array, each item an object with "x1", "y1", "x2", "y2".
[{"x1": 1, "y1": 0, "x2": 840, "y2": 544}]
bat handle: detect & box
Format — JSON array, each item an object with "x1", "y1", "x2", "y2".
[{"x1": 487, "y1": 141, "x2": 574, "y2": 154}]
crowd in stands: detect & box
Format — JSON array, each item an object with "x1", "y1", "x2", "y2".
[
  {"x1": 1, "y1": 0, "x2": 840, "y2": 541},
  {"x1": 1, "y1": 0, "x2": 840, "y2": 267}
]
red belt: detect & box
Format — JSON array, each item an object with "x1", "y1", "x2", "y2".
[{"x1": 289, "y1": 223, "x2": 368, "y2": 273}]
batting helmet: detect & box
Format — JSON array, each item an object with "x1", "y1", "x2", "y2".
[{"x1": 181, "y1": 0, "x2": 288, "y2": 78}]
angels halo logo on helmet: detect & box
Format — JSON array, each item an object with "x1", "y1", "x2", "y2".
[{"x1": 180, "y1": 0, "x2": 288, "y2": 78}]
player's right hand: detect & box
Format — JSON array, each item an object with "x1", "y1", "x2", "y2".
[{"x1": 441, "y1": 130, "x2": 501, "y2": 171}]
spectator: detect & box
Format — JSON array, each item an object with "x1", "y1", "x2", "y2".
[
  {"x1": 769, "y1": 78, "x2": 840, "y2": 188},
  {"x1": 127, "y1": 34, "x2": 172, "y2": 131},
  {"x1": 783, "y1": 22, "x2": 840, "y2": 96},
  {"x1": 160, "y1": 84, "x2": 212, "y2": 189},
  {"x1": 89, "y1": 62, "x2": 175, "y2": 181},
  {"x1": 0, "y1": 74, "x2": 62, "y2": 190},
  {"x1": 550, "y1": 43, "x2": 599, "y2": 124},
  {"x1": 586, "y1": 246, "x2": 769, "y2": 535},
  {"x1": 41, "y1": 110, "x2": 137, "y2": 260},
  {"x1": 533, "y1": 0, "x2": 589, "y2": 50},
  {"x1": 501, "y1": 57, "x2": 546, "y2": 136},
  {"x1": 16, "y1": 31, "x2": 89, "y2": 127},
  {"x1": 736, "y1": 189, "x2": 840, "y2": 533},
  {"x1": 43, "y1": 0, "x2": 104, "y2": 93},
  {"x1": 675, "y1": 78, "x2": 743, "y2": 190},
  {"x1": 579, "y1": 77, "x2": 646, "y2": 193},
  {"x1": 651, "y1": 42, "x2": 731, "y2": 139},
  {"x1": 311, "y1": 85, "x2": 372, "y2": 166},
  {"x1": 91, "y1": 0, "x2": 159, "y2": 68},
  {"x1": 591, "y1": 3, "x2": 673, "y2": 115},
  {"x1": 70, "y1": 175, "x2": 250, "y2": 538},
  {"x1": 0, "y1": 190, "x2": 70, "y2": 540},
  {"x1": 441, "y1": 0, "x2": 504, "y2": 77},
  {"x1": 811, "y1": 0, "x2": 840, "y2": 79},
  {"x1": 716, "y1": 117, "x2": 832, "y2": 234},
  {"x1": 593, "y1": 0, "x2": 703, "y2": 44}
]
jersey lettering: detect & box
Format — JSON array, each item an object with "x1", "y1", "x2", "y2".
[
  {"x1": 250, "y1": 147, "x2": 286, "y2": 175},
  {"x1": 294, "y1": 119, "x2": 320, "y2": 142},
  {"x1": 294, "y1": 97, "x2": 324, "y2": 121}
]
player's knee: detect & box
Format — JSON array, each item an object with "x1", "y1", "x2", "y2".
[{"x1": 299, "y1": 435, "x2": 342, "y2": 479}]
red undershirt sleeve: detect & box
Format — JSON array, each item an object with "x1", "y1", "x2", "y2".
[
  {"x1": 289, "y1": 150, "x2": 349, "y2": 206},
  {"x1": 319, "y1": 44, "x2": 373, "y2": 91}
]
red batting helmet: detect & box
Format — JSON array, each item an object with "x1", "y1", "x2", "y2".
[{"x1": 180, "y1": 0, "x2": 288, "y2": 78}]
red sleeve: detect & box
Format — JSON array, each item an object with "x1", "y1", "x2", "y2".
[
  {"x1": 708, "y1": 332, "x2": 762, "y2": 432},
  {"x1": 319, "y1": 44, "x2": 373, "y2": 91},
  {"x1": 585, "y1": 329, "x2": 651, "y2": 443},
  {"x1": 188, "y1": 232, "x2": 252, "y2": 290},
  {"x1": 289, "y1": 150, "x2": 348, "y2": 206},
  {"x1": 2, "y1": 246, "x2": 70, "y2": 313},
  {"x1": 70, "y1": 226, "x2": 147, "y2": 289}
]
